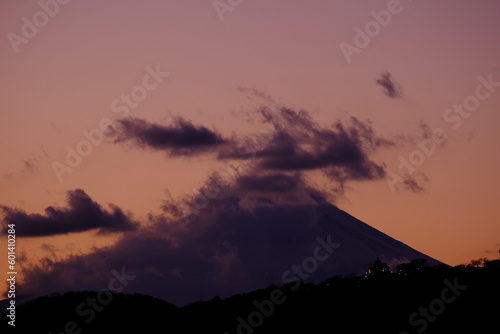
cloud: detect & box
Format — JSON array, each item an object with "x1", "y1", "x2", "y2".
[
  {"x1": 2, "y1": 147, "x2": 49, "y2": 180},
  {"x1": 0, "y1": 189, "x2": 138, "y2": 237},
  {"x1": 376, "y1": 71, "x2": 403, "y2": 98},
  {"x1": 400, "y1": 177, "x2": 424, "y2": 192},
  {"x1": 111, "y1": 117, "x2": 226, "y2": 156},
  {"x1": 109, "y1": 104, "x2": 400, "y2": 194},
  {"x1": 236, "y1": 86, "x2": 275, "y2": 105},
  {"x1": 219, "y1": 106, "x2": 395, "y2": 193},
  {"x1": 110, "y1": 103, "x2": 422, "y2": 194}
]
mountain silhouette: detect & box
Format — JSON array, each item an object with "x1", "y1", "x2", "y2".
[{"x1": 13, "y1": 199, "x2": 444, "y2": 307}]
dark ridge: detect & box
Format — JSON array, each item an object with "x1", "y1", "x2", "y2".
[{"x1": 2, "y1": 261, "x2": 499, "y2": 333}]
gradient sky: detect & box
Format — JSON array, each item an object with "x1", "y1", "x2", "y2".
[{"x1": 1, "y1": 0, "x2": 500, "y2": 300}]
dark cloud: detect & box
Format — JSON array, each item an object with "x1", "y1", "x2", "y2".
[
  {"x1": 110, "y1": 104, "x2": 408, "y2": 194},
  {"x1": 111, "y1": 117, "x2": 226, "y2": 156},
  {"x1": 255, "y1": 119, "x2": 389, "y2": 173},
  {"x1": 0, "y1": 189, "x2": 138, "y2": 237},
  {"x1": 376, "y1": 71, "x2": 403, "y2": 98},
  {"x1": 219, "y1": 106, "x2": 395, "y2": 193},
  {"x1": 111, "y1": 105, "x2": 397, "y2": 194}
]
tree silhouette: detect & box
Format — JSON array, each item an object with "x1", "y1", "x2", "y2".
[
  {"x1": 396, "y1": 258, "x2": 428, "y2": 275},
  {"x1": 468, "y1": 258, "x2": 489, "y2": 267},
  {"x1": 368, "y1": 257, "x2": 390, "y2": 276}
]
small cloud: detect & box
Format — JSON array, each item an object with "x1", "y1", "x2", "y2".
[
  {"x1": 2, "y1": 147, "x2": 49, "y2": 179},
  {"x1": 401, "y1": 177, "x2": 425, "y2": 192},
  {"x1": 376, "y1": 71, "x2": 403, "y2": 98}
]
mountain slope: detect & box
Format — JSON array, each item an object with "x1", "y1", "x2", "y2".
[{"x1": 316, "y1": 202, "x2": 442, "y2": 276}]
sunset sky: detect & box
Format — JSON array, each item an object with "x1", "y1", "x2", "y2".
[{"x1": 1, "y1": 0, "x2": 500, "y2": 302}]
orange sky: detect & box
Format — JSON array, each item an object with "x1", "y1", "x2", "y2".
[{"x1": 1, "y1": 0, "x2": 500, "y2": 299}]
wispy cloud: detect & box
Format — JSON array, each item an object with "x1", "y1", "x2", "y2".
[
  {"x1": 2, "y1": 147, "x2": 49, "y2": 179},
  {"x1": 376, "y1": 71, "x2": 403, "y2": 98}
]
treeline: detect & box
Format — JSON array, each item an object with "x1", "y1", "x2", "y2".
[{"x1": 2, "y1": 259, "x2": 499, "y2": 333}]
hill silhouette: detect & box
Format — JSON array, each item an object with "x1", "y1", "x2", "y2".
[{"x1": 2, "y1": 259, "x2": 499, "y2": 333}]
